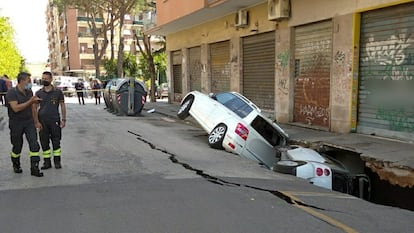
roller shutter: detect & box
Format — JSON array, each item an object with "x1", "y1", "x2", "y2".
[
  {"x1": 210, "y1": 40, "x2": 231, "y2": 93},
  {"x1": 293, "y1": 20, "x2": 332, "y2": 128},
  {"x1": 172, "y1": 50, "x2": 182, "y2": 100},
  {"x1": 189, "y1": 46, "x2": 202, "y2": 91},
  {"x1": 358, "y1": 3, "x2": 414, "y2": 140},
  {"x1": 242, "y1": 32, "x2": 275, "y2": 112}
]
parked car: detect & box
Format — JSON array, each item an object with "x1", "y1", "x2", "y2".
[
  {"x1": 177, "y1": 91, "x2": 370, "y2": 199},
  {"x1": 54, "y1": 80, "x2": 76, "y2": 97},
  {"x1": 157, "y1": 83, "x2": 169, "y2": 99}
]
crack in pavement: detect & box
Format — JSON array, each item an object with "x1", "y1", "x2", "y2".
[{"x1": 128, "y1": 130, "x2": 358, "y2": 233}]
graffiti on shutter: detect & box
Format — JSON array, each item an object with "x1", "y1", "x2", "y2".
[
  {"x1": 293, "y1": 20, "x2": 332, "y2": 128},
  {"x1": 358, "y1": 2, "x2": 414, "y2": 139}
]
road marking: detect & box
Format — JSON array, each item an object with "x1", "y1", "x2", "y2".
[
  {"x1": 284, "y1": 191, "x2": 358, "y2": 199},
  {"x1": 281, "y1": 191, "x2": 359, "y2": 233}
]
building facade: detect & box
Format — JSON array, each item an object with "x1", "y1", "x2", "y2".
[
  {"x1": 148, "y1": 0, "x2": 414, "y2": 142},
  {"x1": 45, "y1": 1, "x2": 144, "y2": 78}
]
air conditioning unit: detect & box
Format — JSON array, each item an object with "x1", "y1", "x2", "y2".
[
  {"x1": 268, "y1": 0, "x2": 290, "y2": 21},
  {"x1": 234, "y1": 9, "x2": 248, "y2": 28}
]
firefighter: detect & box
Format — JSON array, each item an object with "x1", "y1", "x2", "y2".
[
  {"x1": 34, "y1": 71, "x2": 66, "y2": 169},
  {"x1": 6, "y1": 72, "x2": 43, "y2": 177}
]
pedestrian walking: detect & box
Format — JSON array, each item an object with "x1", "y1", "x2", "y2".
[
  {"x1": 0, "y1": 75, "x2": 7, "y2": 105},
  {"x1": 92, "y1": 79, "x2": 101, "y2": 105},
  {"x1": 6, "y1": 72, "x2": 44, "y2": 177},
  {"x1": 34, "y1": 71, "x2": 66, "y2": 169},
  {"x1": 74, "y1": 79, "x2": 85, "y2": 105}
]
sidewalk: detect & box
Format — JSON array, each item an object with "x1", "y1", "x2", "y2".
[{"x1": 143, "y1": 100, "x2": 414, "y2": 188}]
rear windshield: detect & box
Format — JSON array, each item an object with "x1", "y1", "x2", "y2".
[
  {"x1": 250, "y1": 116, "x2": 283, "y2": 146},
  {"x1": 214, "y1": 92, "x2": 253, "y2": 118}
]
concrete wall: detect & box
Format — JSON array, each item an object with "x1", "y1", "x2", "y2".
[
  {"x1": 156, "y1": 0, "x2": 205, "y2": 26},
  {"x1": 166, "y1": 4, "x2": 276, "y2": 51}
]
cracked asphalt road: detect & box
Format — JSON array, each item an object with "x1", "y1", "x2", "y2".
[{"x1": 0, "y1": 100, "x2": 413, "y2": 233}]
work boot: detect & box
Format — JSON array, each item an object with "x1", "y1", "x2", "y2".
[
  {"x1": 30, "y1": 157, "x2": 44, "y2": 177},
  {"x1": 41, "y1": 158, "x2": 52, "y2": 170},
  {"x1": 54, "y1": 156, "x2": 62, "y2": 169},
  {"x1": 11, "y1": 157, "x2": 23, "y2": 173}
]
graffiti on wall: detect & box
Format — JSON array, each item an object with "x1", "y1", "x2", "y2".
[
  {"x1": 277, "y1": 49, "x2": 290, "y2": 68},
  {"x1": 333, "y1": 49, "x2": 352, "y2": 104},
  {"x1": 276, "y1": 49, "x2": 290, "y2": 95}
]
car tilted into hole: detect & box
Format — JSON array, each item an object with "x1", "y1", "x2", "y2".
[{"x1": 177, "y1": 91, "x2": 371, "y2": 199}]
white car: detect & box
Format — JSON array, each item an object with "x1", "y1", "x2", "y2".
[{"x1": 177, "y1": 91, "x2": 337, "y2": 190}]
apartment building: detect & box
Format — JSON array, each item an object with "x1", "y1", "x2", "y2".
[
  {"x1": 45, "y1": 1, "x2": 143, "y2": 78},
  {"x1": 147, "y1": 0, "x2": 414, "y2": 142}
]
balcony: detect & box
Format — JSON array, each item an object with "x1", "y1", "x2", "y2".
[{"x1": 77, "y1": 16, "x2": 103, "y2": 23}]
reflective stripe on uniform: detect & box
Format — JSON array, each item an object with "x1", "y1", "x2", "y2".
[
  {"x1": 29, "y1": 151, "x2": 39, "y2": 157},
  {"x1": 53, "y1": 148, "x2": 61, "y2": 157},
  {"x1": 10, "y1": 152, "x2": 20, "y2": 158},
  {"x1": 42, "y1": 149, "x2": 51, "y2": 158}
]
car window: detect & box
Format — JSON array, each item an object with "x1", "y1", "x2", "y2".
[
  {"x1": 250, "y1": 116, "x2": 282, "y2": 146},
  {"x1": 215, "y1": 92, "x2": 253, "y2": 118}
]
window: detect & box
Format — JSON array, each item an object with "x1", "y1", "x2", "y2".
[
  {"x1": 251, "y1": 116, "x2": 281, "y2": 146},
  {"x1": 215, "y1": 92, "x2": 253, "y2": 118}
]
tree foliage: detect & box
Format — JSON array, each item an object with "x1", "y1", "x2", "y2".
[
  {"x1": 52, "y1": 0, "x2": 166, "y2": 102},
  {"x1": 52, "y1": 0, "x2": 120, "y2": 77},
  {"x1": 0, "y1": 17, "x2": 24, "y2": 79},
  {"x1": 103, "y1": 53, "x2": 139, "y2": 79}
]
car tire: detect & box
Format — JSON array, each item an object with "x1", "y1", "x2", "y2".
[
  {"x1": 177, "y1": 96, "x2": 194, "y2": 119},
  {"x1": 273, "y1": 160, "x2": 307, "y2": 175},
  {"x1": 208, "y1": 124, "x2": 227, "y2": 149}
]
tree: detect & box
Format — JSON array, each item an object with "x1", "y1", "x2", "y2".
[
  {"x1": 103, "y1": 53, "x2": 139, "y2": 79},
  {"x1": 111, "y1": 0, "x2": 140, "y2": 78},
  {"x1": 0, "y1": 17, "x2": 24, "y2": 79},
  {"x1": 53, "y1": 0, "x2": 118, "y2": 77}
]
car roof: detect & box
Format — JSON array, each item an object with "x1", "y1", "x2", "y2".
[{"x1": 212, "y1": 91, "x2": 289, "y2": 139}]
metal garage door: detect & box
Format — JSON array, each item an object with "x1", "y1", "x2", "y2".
[
  {"x1": 189, "y1": 46, "x2": 202, "y2": 91},
  {"x1": 242, "y1": 32, "x2": 275, "y2": 112},
  {"x1": 210, "y1": 40, "x2": 231, "y2": 93},
  {"x1": 358, "y1": 3, "x2": 414, "y2": 140},
  {"x1": 293, "y1": 20, "x2": 332, "y2": 128},
  {"x1": 172, "y1": 50, "x2": 182, "y2": 101}
]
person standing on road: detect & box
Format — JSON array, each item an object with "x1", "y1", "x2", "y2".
[
  {"x1": 92, "y1": 79, "x2": 101, "y2": 105},
  {"x1": 74, "y1": 79, "x2": 85, "y2": 105},
  {"x1": 34, "y1": 71, "x2": 66, "y2": 169},
  {"x1": 6, "y1": 72, "x2": 44, "y2": 177},
  {"x1": 0, "y1": 75, "x2": 7, "y2": 105}
]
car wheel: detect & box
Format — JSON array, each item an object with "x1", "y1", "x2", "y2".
[
  {"x1": 273, "y1": 160, "x2": 307, "y2": 175},
  {"x1": 177, "y1": 96, "x2": 194, "y2": 119},
  {"x1": 208, "y1": 124, "x2": 227, "y2": 149}
]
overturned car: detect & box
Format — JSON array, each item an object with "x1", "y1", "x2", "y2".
[{"x1": 177, "y1": 91, "x2": 370, "y2": 199}]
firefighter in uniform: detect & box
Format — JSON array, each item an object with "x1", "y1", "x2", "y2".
[
  {"x1": 6, "y1": 72, "x2": 43, "y2": 177},
  {"x1": 34, "y1": 71, "x2": 66, "y2": 169}
]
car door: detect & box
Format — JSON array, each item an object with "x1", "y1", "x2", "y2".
[
  {"x1": 189, "y1": 92, "x2": 218, "y2": 131},
  {"x1": 243, "y1": 115, "x2": 280, "y2": 169}
]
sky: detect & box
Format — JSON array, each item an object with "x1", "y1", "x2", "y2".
[{"x1": 0, "y1": 0, "x2": 49, "y2": 64}]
